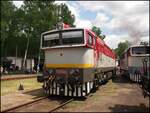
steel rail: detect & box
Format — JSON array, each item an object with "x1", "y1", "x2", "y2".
[
  {"x1": 2, "y1": 96, "x2": 48, "y2": 112},
  {"x1": 49, "y1": 98, "x2": 74, "y2": 113}
]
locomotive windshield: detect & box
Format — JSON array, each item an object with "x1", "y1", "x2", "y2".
[
  {"x1": 62, "y1": 31, "x2": 83, "y2": 45},
  {"x1": 43, "y1": 33, "x2": 60, "y2": 47},
  {"x1": 42, "y1": 29, "x2": 84, "y2": 47},
  {"x1": 132, "y1": 46, "x2": 150, "y2": 54}
]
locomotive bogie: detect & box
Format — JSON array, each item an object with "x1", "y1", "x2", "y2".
[
  {"x1": 43, "y1": 80, "x2": 94, "y2": 97},
  {"x1": 128, "y1": 56, "x2": 149, "y2": 82}
]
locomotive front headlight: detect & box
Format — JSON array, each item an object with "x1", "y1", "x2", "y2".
[
  {"x1": 74, "y1": 69, "x2": 80, "y2": 74},
  {"x1": 69, "y1": 69, "x2": 75, "y2": 75},
  {"x1": 44, "y1": 69, "x2": 54, "y2": 76},
  {"x1": 104, "y1": 74, "x2": 107, "y2": 78},
  {"x1": 69, "y1": 69, "x2": 80, "y2": 75},
  {"x1": 48, "y1": 69, "x2": 54, "y2": 75}
]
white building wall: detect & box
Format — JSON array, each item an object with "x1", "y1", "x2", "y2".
[{"x1": 7, "y1": 57, "x2": 34, "y2": 70}]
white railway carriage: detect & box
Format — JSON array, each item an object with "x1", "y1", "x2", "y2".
[
  {"x1": 37, "y1": 28, "x2": 116, "y2": 97},
  {"x1": 120, "y1": 45, "x2": 150, "y2": 82}
]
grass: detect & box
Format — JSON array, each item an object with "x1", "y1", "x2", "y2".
[{"x1": 1, "y1": 78, "x2": 42, "y2": 96}]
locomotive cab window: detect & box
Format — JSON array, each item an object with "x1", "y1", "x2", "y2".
[
  {"x1": 62, "y1": 30, "x2": 84, "y2": 45},
  {"x1": 43, "y1": 33, "x2": 59, "y2": 47},
  {"x1": 42, "y1": 29, "x2": 84, "y2": 48},
  {"x1": 87, "y1": 33, "x2": 93, "y2": 46},
  {"x1": 93, "y1": 37, "x2": 96, "y2": 47},
  {"x1": 132, "y1": 46, "x2": 150, "y2": 54}
]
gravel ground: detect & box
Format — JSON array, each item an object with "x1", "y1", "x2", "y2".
[
  {"x1": 1, "y1": 88, "x2": 45, "y2": 112},
  {"x1": 55, "y1": 76, "x2": 150, "y2": 112}
]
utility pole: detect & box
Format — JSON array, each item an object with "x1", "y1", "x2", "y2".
[
  {"x1": 23, "y1": 32, "x2": 30, "y2": 71},
  {"x1": 15, "y1": 45, "x2": 18, "y2": 66},
  {"x1": 37, "y1": 36, "x2": 42, "y2": 74},
  {"x1": 57, "y1": 5, "x2": 63, "y2": 30}
]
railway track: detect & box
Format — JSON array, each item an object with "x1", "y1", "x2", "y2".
[
  {"x1": 49, "y1": 98, "x2": 74, "y2": 112},
  {"x1": 2, "y1": 96, "x2": 74, "y2": 112},
  {"x1": 1, "y1": 96, "x2": 47, "y2": 112}
]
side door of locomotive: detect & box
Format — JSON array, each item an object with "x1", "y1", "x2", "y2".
[
  {"x1": 93, "y1": 36, "x2": 98, "y2": 67},
  {"x1": 87, "y1": 32, "x2": 97, "y2": 67}
]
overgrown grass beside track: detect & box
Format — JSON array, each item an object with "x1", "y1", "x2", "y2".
[{"x1": 1, "y1": 78, "x2": 42, "y2": 96}]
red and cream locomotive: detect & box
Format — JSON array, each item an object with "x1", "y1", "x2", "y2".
[{"x1": 37, "y1": 25, "x2": 116, "y2": 97}]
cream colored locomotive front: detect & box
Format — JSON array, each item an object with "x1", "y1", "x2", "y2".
[
  {"x1": 41, "y1": 28, "x2": 95, "y2": 96},
  {"x1": 120, "y1": 45, "x2": 149, "y2": 82},
  {"x1": 39, "y1": 28, "x2": 116, "y2": 97},
  {"x1": 45, "y1": 48, "x2": 94, "y2": 69}
]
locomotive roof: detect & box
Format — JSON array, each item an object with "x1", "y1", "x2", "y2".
[
  {"x1": 130, "y1": 44, "x2": 149, "y2": 48},
  {"x1": 42, "y1": 28, "x2": 85, "y2": 35},
  {"x1": 41, "y1": 27, "x2": 114, "y2": 52},
  {"x1": 122, "y1": 44, "x2": 149, "y2": 55},
  {"x1": 42, "y1": 28, "x2": 101, "y2": 38}
]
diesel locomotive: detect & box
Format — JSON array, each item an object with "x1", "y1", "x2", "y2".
[
  {"x1": 119, "y1": 45, "x2": 150, "y2": 96},
  {"x1": 119, "y1": 45, "x2": 149, "y2": 81},
  {"x1": 37, "y1": 27, "x2": 116, "y2": 97}
]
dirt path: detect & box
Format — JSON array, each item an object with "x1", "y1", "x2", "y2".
[
  {"x1": 56, "y1": 76, "x2": 150, "y2": 112},
  {"x1": 1, "y1": 88, "x2": 45, "y2": 112}
]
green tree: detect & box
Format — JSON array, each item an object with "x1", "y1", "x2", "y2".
[
  {"x1": 92, "y1": 26, "x2": 105, "y2": 40},
  {"x1": 1, "y1": 1, "x2": 75, "y2": 60},
  {"x1": 1, "y1": 1, "x2": 16, "y2": 57},
  {"x1": 21, "y1": 1, "x2": 56, "y2": 58},
  {"x1": 21, "y1": 1, "x2": 75, "y2": 58},
  {"x1": 59, "y1": 3, "x2": 75, "y2": 27},
  {"x1": 114, "y1": 40, "x2": 130, "y2": 58}
]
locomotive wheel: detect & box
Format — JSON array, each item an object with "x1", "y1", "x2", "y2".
[{"x1": 93, "y1": 74, "x2": 99, "y2": 91}]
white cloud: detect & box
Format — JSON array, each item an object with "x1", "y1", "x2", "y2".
[
  {"x1": 141, "y1": 36, "x2": 149, "y2": 42},
  {"x1": 92, "y1": 12, "x2": 109, "y2": 27},
  {"x1": 75, "y1": 18, "x2": 92, "y2": 29},
  {"x1": 104, "y1": 34, "x2": 130, "y2": 49},
  {"x1": 77, "y1": 1, "x2": 148, "y2": 16},
  {"x1": 76, "y1": 1, "x2": 149, "y2": 47},
  {"x1": 78, "y1": 1, "x2": 149, "y2": 46},
  {"x1": 77, "y1": 1, "x2": 108, "y2": 12}
]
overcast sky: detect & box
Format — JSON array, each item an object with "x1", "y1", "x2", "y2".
[{"x1": 13, "y1": 1, "x2": 149, "y2": 49}]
